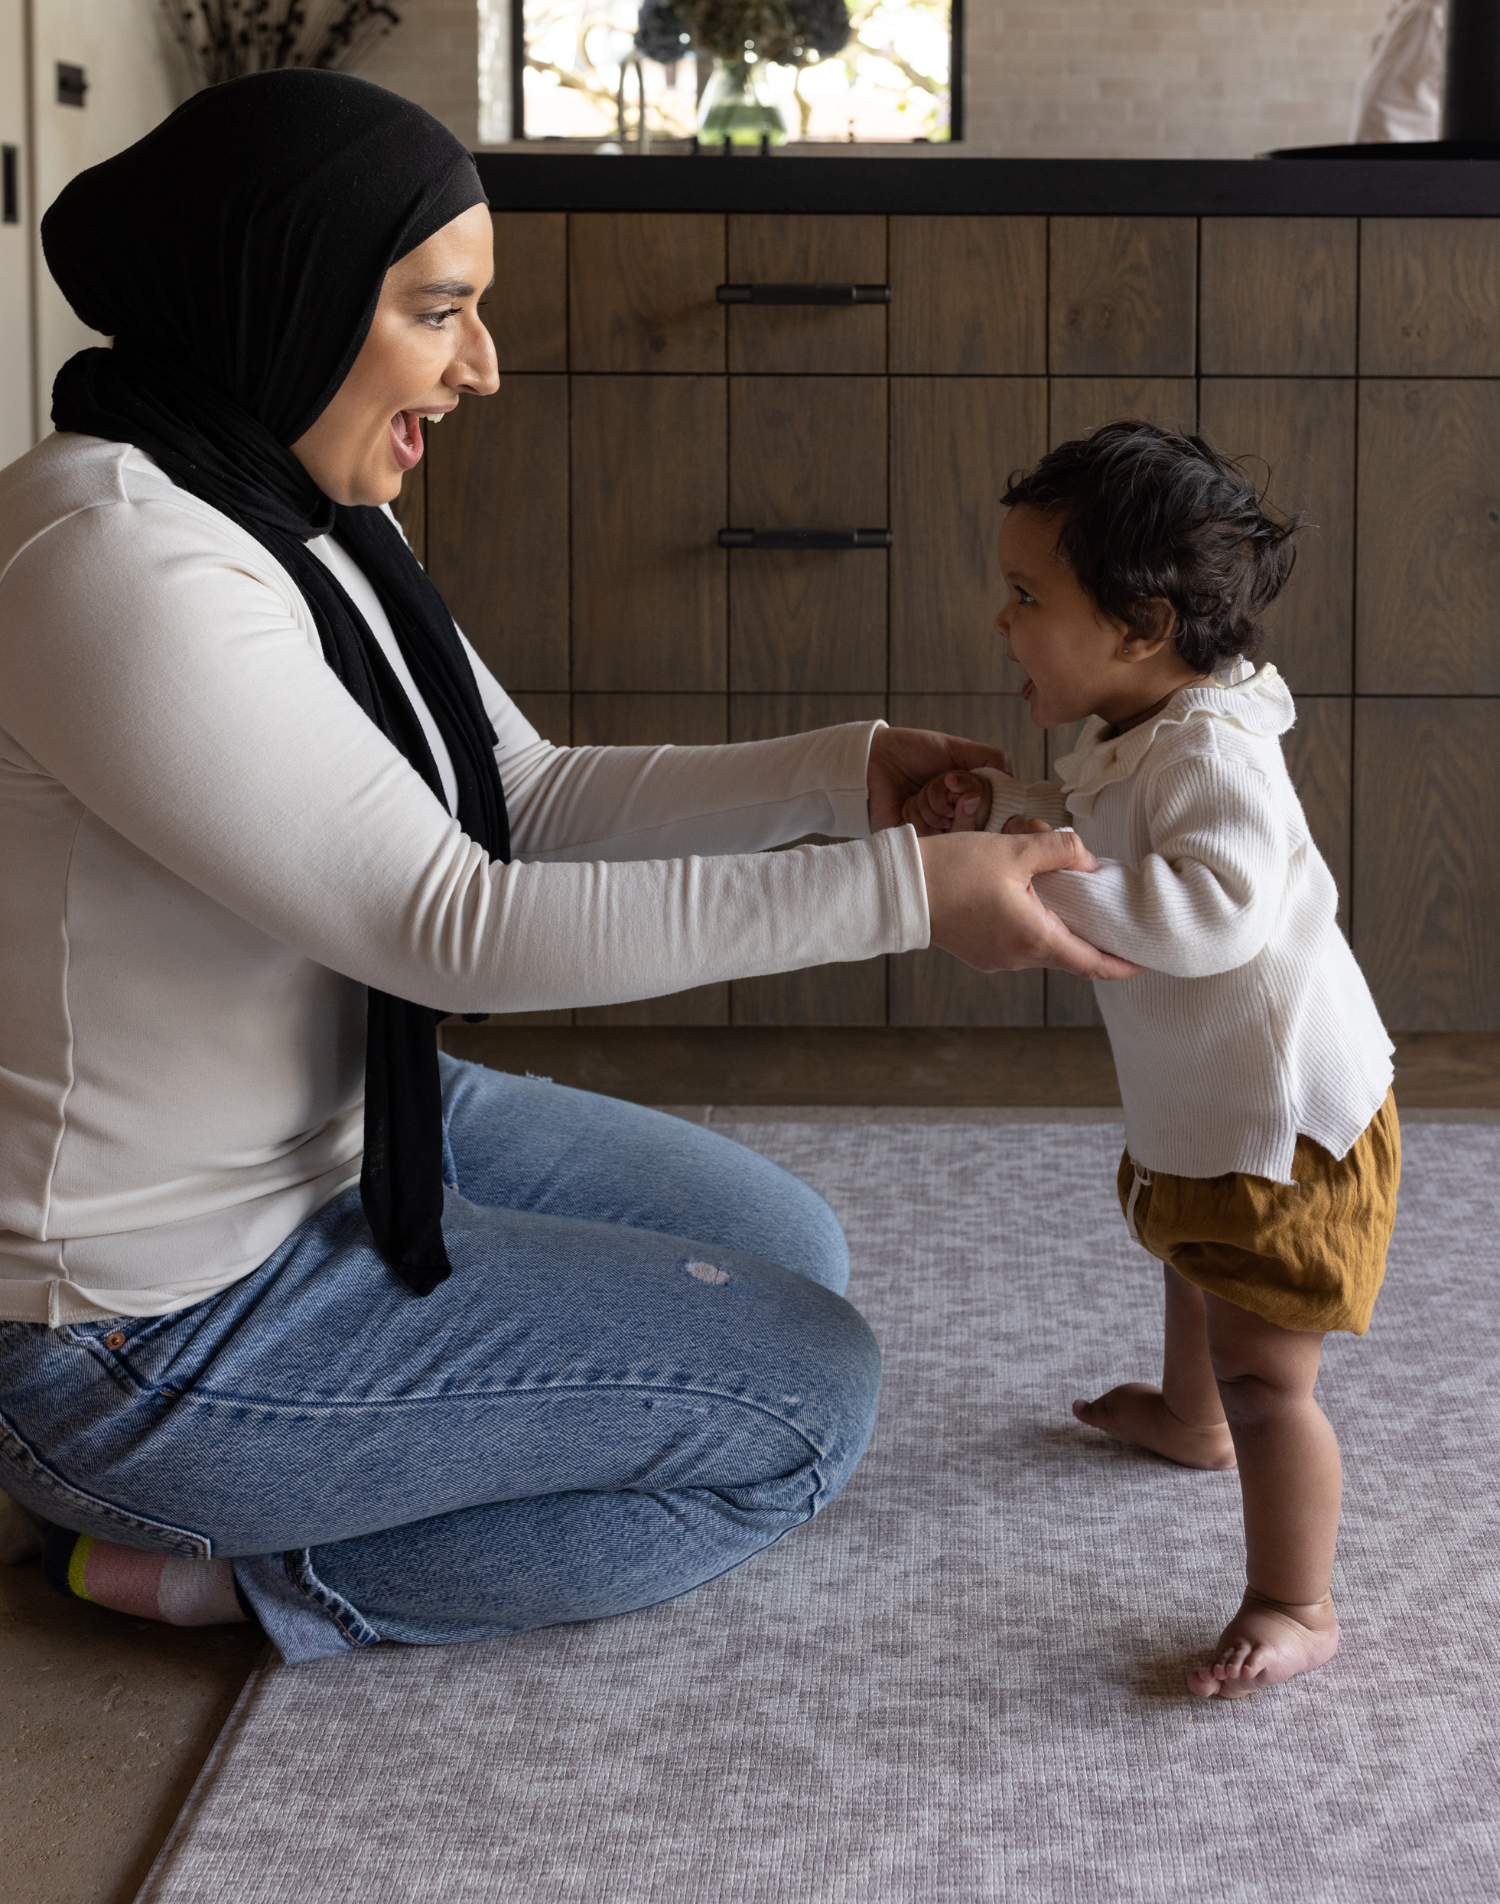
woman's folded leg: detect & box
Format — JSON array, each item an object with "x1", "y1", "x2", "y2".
[
  {"x1": 0, "y1": 1174, "x2": 879, "y2": 1661},
  {"x1": 438, "y1": 1055, "x2": 852, "y2": 1293}
]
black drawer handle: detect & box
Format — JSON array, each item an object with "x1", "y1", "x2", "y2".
[
  {"x1": 719, "y1": 528, "x2": 892, "y2": 551},
  {"x1": 716, "y1": 283, "x2": 891, "y2": 306}
]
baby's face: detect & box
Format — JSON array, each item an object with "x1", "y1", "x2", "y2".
[{"x1": 995, "y1": 507, "x2": 1127, "y2": 729}]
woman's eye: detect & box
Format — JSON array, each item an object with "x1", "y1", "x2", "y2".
[{"x1": 420, "y1": 306, "x2": 462, "y2": 329}]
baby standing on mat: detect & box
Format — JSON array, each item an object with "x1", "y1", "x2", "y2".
[{"x1": 907, "y1": 423, "x2": 1399, "y2": 1699}]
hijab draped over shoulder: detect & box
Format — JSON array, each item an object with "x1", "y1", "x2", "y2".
[{"x1": 42, "y1": 70, "x2": 509, "y2": 1297}]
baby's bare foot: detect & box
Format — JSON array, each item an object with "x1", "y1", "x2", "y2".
[
  {"x1": 1187, "y1": 1589, "x2": 1339, "y2": 1699},
  {"x1": 1072, "y1": 1382, "x2": 1236, "y2": 1470}
]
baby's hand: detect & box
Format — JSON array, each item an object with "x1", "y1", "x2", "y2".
[
  {"x1": 901, "y1": 770, "x2": 994, "y2": 835},
  {"x1": 1000, "y1": 815, "x2": 1054, "y2": 835}
]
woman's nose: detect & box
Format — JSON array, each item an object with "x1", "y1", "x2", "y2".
[{"x1": 449, "y1": 321, "x2": 500, "y2": 397}]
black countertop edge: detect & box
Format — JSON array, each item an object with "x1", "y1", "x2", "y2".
[{"x1": 475, "y1": 153, "x2": 1500, "y2": 217}]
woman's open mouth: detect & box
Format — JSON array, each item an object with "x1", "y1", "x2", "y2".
[
  {"x1": 1021, "y1": 676, "x2": 1035, "y2": 701},
  {"x1": 389, "y1": 408, "x2": 449, "y2": 471}
]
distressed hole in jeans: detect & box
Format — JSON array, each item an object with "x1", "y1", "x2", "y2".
[{"x1": 685, "y1": 1260, "x2": 732, "y2": 1285}]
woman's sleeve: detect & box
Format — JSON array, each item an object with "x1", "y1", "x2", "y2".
[
  {"x1": 1029, "y1": 745, "x2": 1286, "y2": 978},
  {"x1": 457, "y1": 632, "x2": 880, "y2": 861},
  {"x1": 0, "y1": 507, "x2": 928, "y2": 1014}
]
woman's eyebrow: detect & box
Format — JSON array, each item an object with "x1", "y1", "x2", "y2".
[{"x1": 411, "y1": 278, "x2": 472, "y2": 298}]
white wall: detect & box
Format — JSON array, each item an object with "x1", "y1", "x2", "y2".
[
  {"x1": 358, "y1": 0, "x2": 482, "y2": 146},
  {"x1": 28, "y1": 0, "x2": 183, "y2": 430},
  {"x1": 962, "y1": 0, "x2": 1389, "y2": 156},
  {"x1": 0, "y1": 0, "x2": 35, "y2": 464}
]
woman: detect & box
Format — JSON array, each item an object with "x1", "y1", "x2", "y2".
[{"x1": 0, "y1": 72, "x2": 1130, "y2": 1661}]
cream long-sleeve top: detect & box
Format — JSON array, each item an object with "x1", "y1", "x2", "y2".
[
  {"x1": 977, "y1": 663, "x2": 1392, "y2": 1184},
  {"x1": 0, "y1": 434, "x2": 930, "y2": 1323}
]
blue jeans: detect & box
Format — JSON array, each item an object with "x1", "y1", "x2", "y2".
[{"x1": 0, "y1": 1058, "x2": 880, "y2": 1661}]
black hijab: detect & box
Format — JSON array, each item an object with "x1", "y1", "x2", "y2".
[{"x1": 42, "y1": 70, "x2": 508, "y2": 1297}]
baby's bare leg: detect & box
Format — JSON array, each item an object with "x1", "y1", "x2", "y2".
[
  {"x1": 1072, "y1": 1265, "x2": 1236, "y2": 1470},
  {"x1": 1187, "y1": 1296, "x2": 1341, "y2": 1699}
]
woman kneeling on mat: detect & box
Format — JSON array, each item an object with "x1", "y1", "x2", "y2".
[{"x1": 0, "y1": 73, "x2": 1131, "y2": 1660}]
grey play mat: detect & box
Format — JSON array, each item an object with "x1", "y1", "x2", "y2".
[{"x1": 138, "y1": 1122, "x2": 1500, "y2": 1903}]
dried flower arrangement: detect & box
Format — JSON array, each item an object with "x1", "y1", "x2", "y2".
[
  {"x1": 634, "y1": 0, "x2": 850, "y2": 68},
  {"x1": 159, "y1": 1, "x2": 402, "y2": 89}
]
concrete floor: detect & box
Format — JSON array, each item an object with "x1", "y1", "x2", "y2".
[
  {"x1": 6, "y1": 1099, "x2": 1495, "y2": 1903},
  {"x1": 1, "y1": 1552, "x2": 264, "y2": 1904}
]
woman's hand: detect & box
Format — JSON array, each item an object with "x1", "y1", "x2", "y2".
[
  {"x1": 917, "y1": 829, "x2": 1144, "y2": 979},
  {"x1": 868, "y1": 726, "x2": 1011, "y2": 833}
]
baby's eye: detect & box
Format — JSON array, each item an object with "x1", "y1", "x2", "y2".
[{"x1": 1013, "y1": 588, "x2": 1035, "y2": 607}]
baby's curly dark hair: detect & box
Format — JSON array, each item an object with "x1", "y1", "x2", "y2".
[{"x1": 1000, "y1": 421, "x2": 1303, "y2": 673}]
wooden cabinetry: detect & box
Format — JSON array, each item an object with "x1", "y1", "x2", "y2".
[{"x1": 400, "y1": 207, "x2": 1500, "y2": 1036}]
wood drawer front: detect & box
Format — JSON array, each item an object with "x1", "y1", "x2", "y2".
[
  {"x1": 425, "y1": 376, "x2": 569, "y2": 692},
  {"x1": 726, "y1": 215, "x2": 887, "y2": 375},
  {"x1": 488, "y1": 213, "x2": 568, "y2": 372},
  {"x1": 1355, "y1": 697, "x2": 1500, "y2": 1031},
  {"x1": 729, "y1": 376, "x2": 888, "y2": 693},
  {"x1": 891, "y1": 377, "x2": 1045, "y2": 694},
  {"x1": 569, "y1": 213, "x2": 725, "y2": 373},
  {"x1": 571, "y1": 376, "x2": 727, "y2": 692},
  {"x1": 888, "y1": 216, "x2": 1046, "y2": 375},
  {"x1": 1049, "y1": 216, "x2": 1197, "y2": 377},
  {"x1": 1199, "y1": 218, "x2": 1357, "y2": 377}
]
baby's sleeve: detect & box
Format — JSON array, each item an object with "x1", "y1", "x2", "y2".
[{"x1": 975, "y1": 768, "x2": 1072, "y2": 831}]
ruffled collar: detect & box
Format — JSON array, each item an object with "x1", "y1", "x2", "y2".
[{"x1": 1053, "y1": 660, "x2": 1294, "y2": 817}]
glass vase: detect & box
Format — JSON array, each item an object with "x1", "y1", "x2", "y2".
[{"x1": 696, "y1": 57, "x2": 788, "y2": 146}]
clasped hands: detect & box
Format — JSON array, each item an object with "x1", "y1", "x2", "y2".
[{"x1": 866, "y1": 725, "x2": 1139, "y2": 981}]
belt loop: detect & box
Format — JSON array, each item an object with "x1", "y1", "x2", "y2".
[{"x1": 1124, "y1": 1158, "x2": 1152, "y2": 1243}]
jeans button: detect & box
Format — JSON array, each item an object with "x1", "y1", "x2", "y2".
[{"x1": 104, "y1": 1331, "x2": 126, "y2": 1351}]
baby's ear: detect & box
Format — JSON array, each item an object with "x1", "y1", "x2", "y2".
[{"x1": 1128, "y1": 598, "x2": 1177, "y2": 654}]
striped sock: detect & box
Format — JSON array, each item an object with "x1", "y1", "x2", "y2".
[{"x1": 42, "y1": 1529, "x2": 249, "y2": 1626}]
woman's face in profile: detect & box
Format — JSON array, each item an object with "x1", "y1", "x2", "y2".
[{"x1": 291, "y1": 201, "x2": 498, "y2": 507}]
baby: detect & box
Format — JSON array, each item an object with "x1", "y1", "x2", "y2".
[{"x1": 907, "y1": 422, "x2": 1398, "y2": 1699}]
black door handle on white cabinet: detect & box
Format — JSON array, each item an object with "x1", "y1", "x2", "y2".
[
  {"x1": 718, "y1": 528, "x2": 892, "y2": 550},
  {"x1": 716, "y1": 284, "x2": 891, "y2": 305}
]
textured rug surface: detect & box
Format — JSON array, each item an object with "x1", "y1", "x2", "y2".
[{"x1": 139, "y1": 1124, "x2": 1500, "y2": 1904}]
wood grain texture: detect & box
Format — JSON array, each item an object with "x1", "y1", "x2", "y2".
[
  {"x1": 489, "y1": 213, "x2": 567, "y2": 373},
  {"x1": 727, "y1": 691, "x2": 888, "y2": 1025},
  {"x1": 390, "y1": 462, "x2": 426, "y2": 566},
  {"x1": 1199, "y1": 219, "x2": 1357, "y2": 376},
  {"x1": 426, "y1": 375, "x2": 569, "y2": 692},
  {"x1": 887, "y1": 693, "x2": 1045, "y2": 1027},
  {"x1": 726, "y1": 215, "x2": 887, "y2": 374},
  {"x1": 1048, "y1": 217, "x2": 1196, "y2": 376},
  {"x1": 891, "y1": 377, "x2": 1046, "y2": 693},
  {"x1": 1360, "y1": 218, "x2": 1500, "y2": 377},
  {"x1": 1048, "y1": 377, "x2": 1197, "y2": 445},
  {"x1": 729, "y1": 376, "x2": 887, "y2": 693},
  {"x1": 729, "y1": 693, "x2": 888, "y2": 742},
  {"x1": 571, "y1": 376, "x2": 727, "y2": 691},
  {"x1": 1281, "y1": 696, "x2": 1351, "y2": 931},
  {"x1": 1197, "y1": 378, "x2": 1355, "y2": 696},
  {"x1": 442, "y1": 1025, "x2": 1123, "y2": 1104},
  {"x1": 888, "y1": 216, "x2": 1046, "y2": 374},
  {"x1": 1357, "y1": 380, "x2": 1500, "y2": 694},
  {"x1": 570, "y1": 692, "x2": 731, "y2": 1025},
  {"x1": 571, "y1": 693, "x2": 728, "y2": 746},
  {"x1": 568, "y1": 213, "x2": 725, "y2": 373},
  {"x1": 510, "y1": 692, "x2": 572, "y2": 747},
  {"x1": 731, "y1": 960, "x2": 887, "y2": 1028},
  {"x1": 1354, "y1": 698, "x2": 1500, "y2": 1031}
]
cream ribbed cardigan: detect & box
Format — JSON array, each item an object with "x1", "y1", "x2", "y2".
[
  {"x1": 0, "y1": 435, "x2": 929, "y2": 1321},
  {"x1": 979, "y1": 664, "x2": 1392, "y2": 1183}
]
